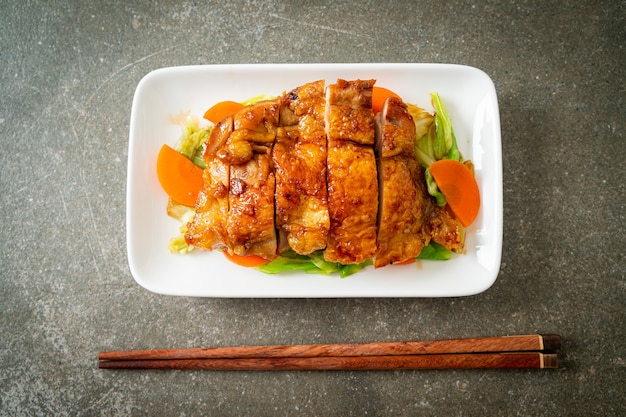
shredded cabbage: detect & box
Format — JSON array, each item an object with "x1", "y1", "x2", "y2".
[
  {"x1": 174, "y1": 116, "x2": 211, "y2": 167},
  {"x1": 413, "y1": 93, "x2": 464, "y2": 206},
  {"x1": 241, "y1": 94, "x2": 277, "y2": 106},
  {"x1": 168, "y1": 209, "x2": 196, "y2": 254}
]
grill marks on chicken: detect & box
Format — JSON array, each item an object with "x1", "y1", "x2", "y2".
[
  {"x1": 274, "y1": 81, "x2": 330, "y2": 255},
  {"x1": 374, "y1": 97, "x2": 428, "y2": 267},
  {"x1": 185, "y1": 78, "x2": 465, "y2": 268},
  {"x1": 324, "y1": 79, "x2": 379, "y2": 264}
]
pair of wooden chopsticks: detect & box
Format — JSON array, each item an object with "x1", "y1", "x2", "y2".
[{"x1": 98, "y1": 334, "x2": 560, "y2": 371}]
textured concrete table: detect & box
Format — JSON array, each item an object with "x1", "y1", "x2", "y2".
[{"x1": 1, "y1": 1, "x2": 624, "y2": 415}]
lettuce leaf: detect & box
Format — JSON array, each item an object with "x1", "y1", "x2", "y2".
[
  {"x1": 414, "y1": 93, "x2": 464, "y2": 206},
  {"x1": 256, "y1": 242, "x2": 450, "y2": 278},
  {"x1": 257, "y1": 250, "x2": 372, "y2": 278},
  {"x1": 416, "y1": 242, "x2": 453, "y2": 261}
]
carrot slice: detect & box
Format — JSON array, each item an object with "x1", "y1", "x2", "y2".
[
  {"x1": 372, "y1": 87, "x2": 402, "y2": 114},
  {"x1": 156, "y1": 144, "x2": 204, "y2": 207},
  {"x1": 428, "y1": 159, "x2": 480, "y2": 227},
  {"x1": 203, "y1": 101, "x2": 245, "y2": 124},
  {"x1": 223, "y1": 251, "x2": 271, "y2": 267},
  {"x1": 394, "y1": 258, "x2": 416, "y2": 266}
]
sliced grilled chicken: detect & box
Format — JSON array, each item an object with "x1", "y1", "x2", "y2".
[
  {"x1": 325, "y1": 79, "x2": 375, "y2": 145},
  {"x1": 374, "y1": 96, "x2": 429, "y2": 267},
  {"x1": 324, "y1": 79, "x2": 378, "y2": 264},
  {"x1": 224, "y1": 100, "x2": 280, "y2": 259},
  {"x1": 274, "y1": 80, "x2": 330, "y2": 255},
  {"x1": 427, "y1": 204, "x2": 464, "y2": 252},
  {"x1": 186, "y1": 79, "x2": 463, "y2": 269},
  {"x1": 185, "y1": 116, "x2": 233, "y2": 250},
  {"x1": 227, "y1": 152, "x2": 277, "y2": 258}
]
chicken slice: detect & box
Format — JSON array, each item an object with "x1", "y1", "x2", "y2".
[
  {"x1": 274, "y1": 80, "x2": 330, "y2": 255},
  {"x1": 324, "y1": 79, "x2": 378, "y2": 264},
  {"x1": 374, "y1": 96, "x2": 429, "y2": 267},
  {"x1": 185, "y1": 116, "x2": 233, "y2": 250},
  {"x1": 217, "y1": 100, "x2": 279, "y2": 166},
  {"x1": 427, "y1": 204, "x2": 464, "y2": 252},
  {"x1": 227, "y1": 152, "x2": 277, "y2": 258},
  {"x1": 325, "y1": 79, "x2": 375, "y2": 145},
  {"x1": 224, "y1": 100, "x2": 280, "y2": 259}
]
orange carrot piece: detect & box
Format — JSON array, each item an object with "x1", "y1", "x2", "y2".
[
  {"x1": 156, "y1": 144, "x2": 204, "y2": 207},
  {"x1": 222, "y1": 251, "x2": 271, "y2": 267},
  {"x1": 372, "y1": 87, "x2": 402, "y2": 114},
  {"x1": 203, "y1": 101, "x2": 245, "y2": 124},
  {"x1": 428, "y1": 159, "x2": 480, "y2": 227}
]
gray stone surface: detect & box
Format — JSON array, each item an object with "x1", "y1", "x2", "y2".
[{"x1": 1, "y1": 1, "x2": 624, "y2": 415}]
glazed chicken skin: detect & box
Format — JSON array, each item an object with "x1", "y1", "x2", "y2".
[
  {"x1": 184, "y1": 116, "x2": 233, "y2": 250},
  {"x1": 227, "y1": 153, "x2": 277, "y2": 258},
  {"x1": 185, "y1": 99, "x2": 280, "y2": 260},
  {"x1": 374, "y1": 96, "x2": 429, "y2": 267},
  {"x1": 427, "y1": 204, "x2": 464, "y2": 251},
  {"x1": 273, "y1": 80, "x2": 330, "y2": 254},
  {"x1": 225, "y1": 100, "x2": 280, "y2": 259},
  {"x1": 324, "y1": 79, "x2": 379, "y2": 264}
]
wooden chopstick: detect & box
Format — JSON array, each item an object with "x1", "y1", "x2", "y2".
[
  {"x1": 99, "y1": 352, "x2": 558, "y2": 370},
  {"x1": 98, "y1": 334, "x2": 560, "y2": 370},
  {"x1": 99, "y1": 334, "x2": 560, "y2": 361}
]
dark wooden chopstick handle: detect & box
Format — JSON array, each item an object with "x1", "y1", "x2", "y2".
[
  {"x1": 99, "y1": 352, "x2": 558, "y2": 371},
  {"x1": 98, "y1": 334, "x2": 561, "y2": 361}
]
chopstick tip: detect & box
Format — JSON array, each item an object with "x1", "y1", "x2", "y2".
[
  {"x1": 541, "y1": 334, "x2": 561, "y2": 351},
  {"x1": 542, "y1": 353, "x2": 559, "y2": 369}
]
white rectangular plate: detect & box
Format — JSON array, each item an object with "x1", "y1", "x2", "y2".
[{"x1": 127, "y1": 63, "x2": 502, "y2": 297}]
